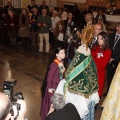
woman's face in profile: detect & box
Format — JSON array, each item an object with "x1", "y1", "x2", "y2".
[{"x1": 56, "y1": 49, "x2": 65, "y2": 60}]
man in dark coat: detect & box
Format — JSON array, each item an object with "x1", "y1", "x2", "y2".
[
  {"x1": 81, "y1": 4, "x2": 92, "y2": 27},
  {"x1": 38, "y1": 0, "x2": 49, "y2": 15},
  {"x1": 27, "y1": 0, "x2": 38, "y2": 13},
  {"x1": 3, "y1": 1, "x2": 14, "y2": 15},
  {"x1": 106, "y1": 22, "x2": 120, "y2": 93}
]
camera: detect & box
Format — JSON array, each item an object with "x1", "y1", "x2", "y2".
[
  {"x1": 3, "y1": 79, "x2": 17, "y2": 98},
  {"x1": 3, "y1": 79, "x2": 24, "y2": 119},
  {"x1": 72, "y1": 28, "x2": 79, "y2": 41}
]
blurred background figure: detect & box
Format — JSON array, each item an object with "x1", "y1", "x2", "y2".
[
  {"x1": 64, "y1": 12, "x2": 75, "y2": 42},
  {"x1": 30, "y1": 7, "x2": 39, "y2": 48},
  {"x1": 37, "y1": 8, "x2": 51, "y2": 53},
  {"x1": 61, "y1": 11, "x2": 67, "y2": 21},
  {"x1": 50, "y1": 10, "x2": 60, "y2": 48},
  {"x1": 81, "y1": 4, "x2": 92, "y2": 27},
  {"x1": 55, "y1": 14, "x2": 65, "y2": 47},
  {"x1": 96, "y1": 9, "x2": 107, "y2": 25},
  {"x1": 39, "y1": 0, "x2": 49, "y2": 15},
  {"x1": 98, "y1": 18, "x2": 107, "y2": 32},
  {"x1": 3, "y1": 0, "x2": 14, "y2": 16},
  {"x1": 57, "y1": 8, "x2": 63, "y2": 18},
  {"x1": 89, "y1": 23, "x2": 102, "y2": 50},
  {"x1": 18, "y1": 8, "x2": 30, "y2": 47},
  {"x1": 85, "y1": 13, "x2": 93, "y2": 26},
  {"x1": 27, "y1": 0, "x2": 38, "y2": 14},
  {"x1": 66, "y1": 28, "x2": 81, "y2": 65},
  {"x1": 49, "y1": 7, "x2": 54, "y2": 17},
  {"x1": 105, "y1": 22, "x2": 120, "y2": 95},
  {"x1": 4, "y1": 8, "x2": 18, "y2": 46}
]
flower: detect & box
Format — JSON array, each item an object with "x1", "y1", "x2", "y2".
[{"x1": 97, "y1": 53, "x2": 103, "y2": 58}]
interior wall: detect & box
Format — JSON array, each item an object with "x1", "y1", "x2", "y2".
[
  {"x1": 58, "y1": 0, "x2": 86, "y2": 11},
  {"x1": 86, "y1": 0, "x2": 120, "y2": 9},
  {"x1": 0, "y1": 0, "x2": 3, "y2": 7},
  {"x1": 58, "y1": 0, "x2": 120, "y2": 11},
  {"x1": 22, "y1": 0, "x2": 58, "y2": 8}
]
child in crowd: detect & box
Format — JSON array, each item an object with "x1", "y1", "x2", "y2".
[{"x1": 40, "y1": 46, "x2": 65, "y2": 120}]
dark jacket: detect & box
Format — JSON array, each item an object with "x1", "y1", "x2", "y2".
[
  {"x1": 4, "y1": 14, "x2": 18, "y2": 31},
  {"x1": 3, "y1": 5, "x2": 14, "y2": 15},
  {"x1": 81, "y1": 9, "x2": 92, "y2": 27},
  {"x1": 27, "y1": 4, "x2": 38, "y2": 13},
  {"x1": 37, "y1": 15, "x2": 52, "y2": 33},
  {"x1": 82, "y1": 9, "x2": 92, "y2": 18},
  {"x1": 38, "y1": 5, "x2": 49, "y2": 15},
  {"x1": 67, "y1": 39, "x2": 81, "y2": 59},
  {"x1": 46, "y1": 103, "x2": 81, "y2": 120},
  {"x1": 30, "y1": 13, "x2": 39, "y2": 32},
  {"x1": 96, "y1": 14, "x2": 107, "y2": 24},
  {"x1": 109, "y1": 32, "x2": 120, "y2": 62},
  {"x1": 64, "y1": 19, "x2": 76, "y2": 35}
]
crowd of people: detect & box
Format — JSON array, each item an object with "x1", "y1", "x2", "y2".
[
  {"x1": 0, "y1": 0, "x2": 120, "y2": 120},
  {"x1": 0, "y1": 0, "x2": 107, "y2": 52}
]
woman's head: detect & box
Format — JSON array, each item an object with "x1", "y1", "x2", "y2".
[
  {"x1": 52, "y1": 10, "x2": 58, "y2": 17},
  {"x1": 21, "y1": 8, "x2": 29, "y2": 15},
  {"x1": 67, "y1": 12, "x2": 73, "y2": 20},
  {"x1": 98, "y1": 9, "x2": 103, "y2": 15},
  {"x1": 55, "y1": 46, "x2": 65, "y2": 60},
  {"x1": 97, "y1": 32, "x2": 109, "y2": 50}
]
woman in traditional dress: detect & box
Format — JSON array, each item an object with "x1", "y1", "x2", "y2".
[
  {"x1": 91, "y1": 32, "x2": 111, "y2": 97},
  {"x1": 55, "y1": 24, "x2": 99, "y2": 120},
  {"x1": 40, "y1": 46, "x2": 65, "y2": 120},
  {"x1": 100, "y1": 63, "x2": 120, "y2": 120}
]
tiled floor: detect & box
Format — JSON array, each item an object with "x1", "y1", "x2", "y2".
[{"x1": 0, "y1": 43, "x2": 107, "y2": 120}]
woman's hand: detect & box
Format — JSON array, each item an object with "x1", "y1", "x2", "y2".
[
  {"x1": 48, "y1": 88, "x2": 55, "y2": 93},
  {"x1": 68, "y1": 35, "x2": 73, "y2": 43}
]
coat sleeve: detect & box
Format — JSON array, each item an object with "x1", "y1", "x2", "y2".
[
  {"x1": 113, "y1": 53, "x2": 120, "y2": 62},
  {"x1": 46, "y1": 16, "x2": 52, "y2": 28},
  {"x1": 97, "y1": 50, "x2": 111, "y2": 71},
  {"x1": 47, "y1": 62, "x2": 58, "y2": 89},
  {"x1": 19, "y1": 15, "x2": 22, "y2": 27},
  {"x1": 14, "y1": 15, "x2": 19, "y2": 27},
  {"x1": 55, "y1": 21, "x2": 60, "y2": 37},
  {"x1": 25, "y1": 15, "x2": 30, "y2": 27}
]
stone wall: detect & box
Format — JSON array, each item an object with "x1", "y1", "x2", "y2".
[{"x1": 58, "y1": 0, "x2": 86, "y2": 11}]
